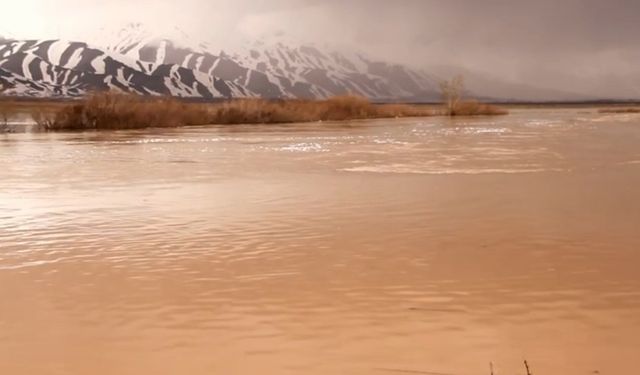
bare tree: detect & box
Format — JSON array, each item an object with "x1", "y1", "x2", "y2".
[{"x1": 440, "y1": 75, "x2": 465, "y2": 116}]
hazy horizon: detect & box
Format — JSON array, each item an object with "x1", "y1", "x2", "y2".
[{"x1": 2, "y1": 0, "x2": 640, "y2": 99}]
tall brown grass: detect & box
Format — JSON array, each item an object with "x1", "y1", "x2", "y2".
[
  {"x1": 448, "y1": 100, "x2": 509, "y2": 116},
  {"x1": 38, "y1": 94, "x2": 210, "y2": 131},
  {"x1": 209, "y1": 96, "x2": 434, "y2": 124},
  {"x1": 35, "y1": 93, "x2": 436, "y2": 131}
]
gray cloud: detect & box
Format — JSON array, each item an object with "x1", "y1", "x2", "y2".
[{"x1": 4, "y1": 0, "x2": 640, "y2": 98}]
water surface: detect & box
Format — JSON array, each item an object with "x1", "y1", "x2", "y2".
[{"x1": 1, "y1": 109, "x2": 640, "y2": 375}]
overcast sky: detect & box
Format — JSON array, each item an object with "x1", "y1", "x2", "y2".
[{"x1": 3, "y1": 0, "x2": 640, "y2": 98}]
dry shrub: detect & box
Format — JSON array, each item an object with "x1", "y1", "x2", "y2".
[
  {"x1": 41, "y1": 93, "x2": 211, "y2": 131},
  {"x1": 450, "y1": 100, "x2": 509, "y2": 116},
  {"x1": 438, "y1": 74, "x2": 508, "y2": 117},
  {"x1": 209, "y1": 99, "x2": 312, "y2": 124}
]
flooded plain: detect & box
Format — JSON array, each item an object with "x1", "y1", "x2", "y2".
[{"x1": 1, "y1": 108, "x2": 640, "y2": 375}]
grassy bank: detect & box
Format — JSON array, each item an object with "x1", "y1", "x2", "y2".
[
  {"x1": 33, "y1": 94, "x2": 439, "y2": 131},
  {"x1": 6, "y1": 92, "x2": 509, "y2": 131}
]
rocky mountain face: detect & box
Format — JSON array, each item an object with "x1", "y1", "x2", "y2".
[{"x1": 0, "y1": 26, "x2": 441, "y2": 101}]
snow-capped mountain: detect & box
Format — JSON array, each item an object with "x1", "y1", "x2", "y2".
[
  {"x1": 230, "y1": 40, "x2": 439, "y2": 101},
  {"x1": 0, "y1": 37, "x2": 241, "y2": 99},
  {"x1": 105, "y1": 24, "x2": 441, "y2": 101},
  {"x1": 1, "y1": 25, "x2": 441, "y2": 101}
]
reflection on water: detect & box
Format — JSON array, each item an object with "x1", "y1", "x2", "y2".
[{"x1": 1, "y1": 109, "x2": 640, "y2": 375}]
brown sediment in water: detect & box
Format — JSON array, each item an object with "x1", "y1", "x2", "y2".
[{"x1": 1, "y1": 108, "x2": 639, "y2": 374}]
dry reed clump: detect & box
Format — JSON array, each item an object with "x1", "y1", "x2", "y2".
[
  {"x1": 319, "y1": 95, "x2": 379, "y2": 120},
  {"x1": 378, "y1": 103, "x2": 437, "y2": 118},
  {"x1": 208, "y1": 96, "x2": 433, "y2": 124},
  {"x1": 449, "y1": 100, "x2": 509, "y2": 116},
  {"x1": 209, "y1": 98, "x2": 315, "y2": 124},
  {"x1": 36, "y1": 93, "x2": 435, "y2": 131},
  {"x1": 39, "y1": 93, "x2": 211, "y2": 131},
  {"x1": 598, "y1": 107, "x2": 640, "y2": 114}
]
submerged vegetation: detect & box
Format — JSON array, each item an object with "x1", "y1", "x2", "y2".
[
  {"x1": 34, "y1": 94, "x2": 209, "y2": 131},
  {"x1": 31, "y1": 93, "x2": 436, "y2": 131}
]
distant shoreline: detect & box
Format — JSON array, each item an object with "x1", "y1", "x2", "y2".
[
  {"x1": 3, "y1": 94, "x2": 639, "y2": 134},
  {"x1": 2, "y1": 95, "x2": 640, "y2": 106}
]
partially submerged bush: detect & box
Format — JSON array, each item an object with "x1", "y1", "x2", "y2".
[
  {"x1": 440, "y1": 75, "x2": 465, "y2": 116},
  {"x1": 40, "y1": 93, "x2": 210, "y2": 131},
  {"x1": 439, "y1": 75, "x2": 508, "y2": 116}
]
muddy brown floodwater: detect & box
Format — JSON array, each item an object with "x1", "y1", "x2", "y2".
[{"x1": 1, "y1": 108, "x2": 640, "y2": 375}]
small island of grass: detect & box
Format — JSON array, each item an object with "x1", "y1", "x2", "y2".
[{"x1": 1, "y1": 75, "x2": 508, "y2": 132}]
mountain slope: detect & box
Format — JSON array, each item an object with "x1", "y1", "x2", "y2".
[
  {"x1": 102, "y1": 24, "x2": 442, "y2": 101},
  {"x1": 0, "y1": 38, "x2": 240, "y2": 99},
  {"x1": 0, "y1": 66, "x2": 82, "y2": 97},
  {"x1": 231, "y1": 41, "x2": 440, "y2": 101}
]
